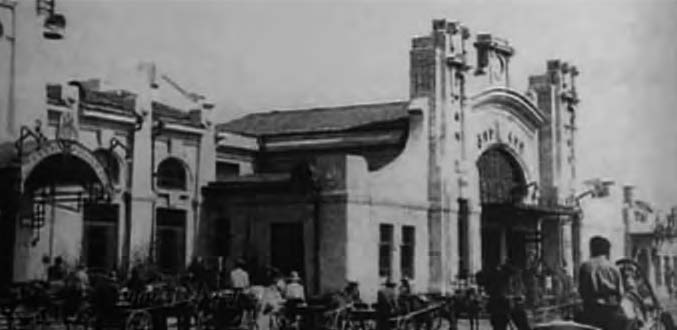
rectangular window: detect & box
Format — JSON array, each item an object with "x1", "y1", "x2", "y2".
[
  {"x1": 216, "y1": 161, "x2": 240, "y2": 181},
  {"x1": 401, "y1": 226, "x2": 415, "y2": 279},
  {"x1": 379, "y1": 224, "x2": 394, "y2": 278}
]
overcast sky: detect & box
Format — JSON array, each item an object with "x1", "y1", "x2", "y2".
[{"x1": 30, "y1": 0, "x2": 677, "y2": 209}]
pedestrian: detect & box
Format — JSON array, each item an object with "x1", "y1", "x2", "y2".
[
  {"x1": 376, "y1": 277, "x2": 399, "y2": 330},
  {"x1": 284, "y1": 271, "x2": 306, "y2": 303},
  {"x1": 230, "y1": 257, "x2": 250, "y2": 291},
  {"x1": 478, "y1": 262, "x2": 531, "y2": 330},
  {"x1": 398, "y1": 278, "x2": 413, "y2": 313},
  {"x1": 343, "y1": 280, "x2": 363, "y2": 306},
  {"x1": 577, "y1": 236, "x2": 632, "y2": 330},
  {"x1": 47, "y1": 256, "x2": 67, "y2": 282},
  {"x1": 665, "y1": 265, "x2": 673, "y2": 299}
]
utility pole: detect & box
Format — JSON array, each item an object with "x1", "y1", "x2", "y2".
[{"x1": 0, "y1": 0, "x2": 16, "y2": 138}]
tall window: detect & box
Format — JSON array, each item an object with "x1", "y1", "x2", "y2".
[
  {"x1": 379, "y1": 224, "x2": 394, "y2": 278},
  {"x1": 401, "y1": 226, "x2": 415, "y2": 279},
  {"x1": 155, "y1": 208, "x2": 187, "y2": 273},
  {"x1": 157, "y1": 158, "x2": 187, "y2": 190}
]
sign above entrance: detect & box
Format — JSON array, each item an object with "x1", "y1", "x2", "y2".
[{"x1": 476, "y1": 121, "x2": 526, "y2": 154}]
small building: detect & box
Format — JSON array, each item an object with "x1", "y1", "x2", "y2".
[
  {"x1": 200, "y1": 20, "x2": 581, "y2": 302},
  {"x1": 0, "y1": 74, "x2": 216, "y2": 282},
  {"x1": 628, "y1": 201, "x2": 677, "y2": 299}
]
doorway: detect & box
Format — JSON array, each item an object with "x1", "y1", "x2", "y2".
[
  {"x1": 477, "y1": 148, "x2": 529, "y2": 271},
  {"x1": 270, "y1": 223, "x2": 305, "y2": 280},
  {"x1": 155, "y1": 208, "x2": 187, "y2": 274},
  {"x1": 82, "y1": 203, "x2": 119, "y2": 272}
]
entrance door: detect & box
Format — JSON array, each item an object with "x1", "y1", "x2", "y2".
[
  {"x1": 270, "y1": 223, "x2": 305, "y2": 279},
  {"x1": 155, "y1": 208, "x2": 187, "y2": 274},
  {"x1": 507, "y1": 229, "x2": 528, "y2": 269},
  {"x1": 481, "y1": 223, "x2": 502, "y2": 271},
  {"x1": 83, "y1": 203, "x2": 119, "y2": 272}
]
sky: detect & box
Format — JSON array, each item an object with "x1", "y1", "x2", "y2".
[{"x1": 7, "y1": 0, "x2": 677, "y2": 209}]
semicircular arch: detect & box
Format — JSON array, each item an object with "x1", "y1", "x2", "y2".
[
  {"x1": 470, "y1": 87, "x2": 546, "y2": 131},
  {"x1": 20, "y1": 140, "x2": 113, "y2": 195},
  {"x1": 156, "y1": 156, "x2": 192, "y2": 191},
  {"x1": 476, "y1": 144, "x2": 529, "y2": 205}
]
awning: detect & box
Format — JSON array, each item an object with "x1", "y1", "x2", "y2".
[
  {"x1": 483, "y1": 202, "x2": 579, "y2": 217},
  {"x1": 514, "y1": 203, "x2": 579, "y2": 216}
]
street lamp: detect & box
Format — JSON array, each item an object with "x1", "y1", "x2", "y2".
[
  {"x1": 0, "y1": 0, "x2": 16, "y2": 137},
  {"x1": 36, "y1": 0, "x2": 66, "y2": 40}
]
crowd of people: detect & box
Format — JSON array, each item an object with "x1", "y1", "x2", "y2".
[{"x1": 35, "y1": 238, "x2": 676, "y2": 330}]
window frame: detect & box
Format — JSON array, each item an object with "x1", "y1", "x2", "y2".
[
  {"x1": 400, "y1": 225, "x2": 415, "y2": 279},
  {"x1": 156, "y1": 157, "x2": 188, "y2": 190},
  {"x1": 379, "y1": 224, "x2": 394, "y2": 278}
]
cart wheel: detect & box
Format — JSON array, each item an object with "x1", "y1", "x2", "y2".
[
  {"x1": 126, "y1": 310, "x2": 154, "y2": 330},
  {"x1": 428, "y1": 310, "x2": 445, "y2": 330}
]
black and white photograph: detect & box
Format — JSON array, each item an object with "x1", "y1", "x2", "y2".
[{"x1": 0, "y1": 0, "x2": 676, "y2": 329}]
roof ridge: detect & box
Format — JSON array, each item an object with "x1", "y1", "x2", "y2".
[{"x1": 246, "y1": 100, "x2": 408, "y2": 117}]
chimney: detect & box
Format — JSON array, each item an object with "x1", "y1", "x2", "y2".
[{"x1": 623, "y1": 185, "x2": 635, "y2": 205}]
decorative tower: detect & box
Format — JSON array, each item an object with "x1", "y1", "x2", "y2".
[
  {"x1": 529, "y1": 59, "x2": 580, "y2": 275},
  {"x1": 410, "y1": 19, "x2": 473, "y2": 293}
]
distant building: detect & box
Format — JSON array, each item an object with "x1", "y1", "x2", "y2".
[
  {"x1": 0, "y1": 74, "x2": 216, "y2": 282},
  {"x1": 627, "y1": 198, "x2": 677, "y2": 299}
]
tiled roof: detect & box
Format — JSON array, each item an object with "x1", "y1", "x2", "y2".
[
  {"x1": 81, "y1": 89, "x2": 136, "y2": 113},
  {"x1": 152, "y1": 101, "x2": 203, "y2": 128},
  {"x1": 46, "y1": 81, "x2": 136, "y2": 113},
  {"x1": 217, "y1": 101, "x2": 410, "y2": 137},
  {"x1": 46, "y1": 81, "x2": 204, "y2": 127}
]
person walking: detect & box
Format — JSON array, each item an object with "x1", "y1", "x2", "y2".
[
  {"x1": 577, "y1": 236, "x2": 633, "y2": 330},
  {"x1": 47, "y1": 256, "x2": 67, "y2": 282},
  {"x1": 376, "y1": 277, "x2": 399, "y2": 330},
  {"x1": 477, "y1": 262, "x2": 531, "y2": 330},
  {"x1": 284, "y1": 271, "x2": 306, "y2": 303},
  {"x1": 230, "y1": 258, "x2": 250, "y2": 291}
]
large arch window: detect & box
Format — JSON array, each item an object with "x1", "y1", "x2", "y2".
[
  {"x1": 156, "y1": 157, "x2": 188, "y2": 190},
  {"x1": 477, "y1": 148, "x2": 526, "y2": 205}
]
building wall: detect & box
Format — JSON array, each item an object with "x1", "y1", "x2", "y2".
[{"x1": 9, "y1": 72, "x2": 212, "y2": 280}]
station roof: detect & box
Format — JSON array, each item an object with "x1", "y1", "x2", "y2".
[{"x1": 217, "y1": 101, "x2": 410, "y2": 137}]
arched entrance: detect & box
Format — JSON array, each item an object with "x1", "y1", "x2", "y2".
[
  {"x1": 2, "y1": 139, "x2": 115, "y2": 281},
  {"x1": 477, "y1": 147, "x2": 533, "y2": 271}
]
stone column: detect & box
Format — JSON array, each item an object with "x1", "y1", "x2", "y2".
[
  {"x1": 128, "y1": 64, "x2": 157, "y2": 265},
  {"x1": 467, "y1": 200, "x2": 483, "y2": 277},
  {"x1": 562, "y1": 217, "x2": 574, "y2": 276}
]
